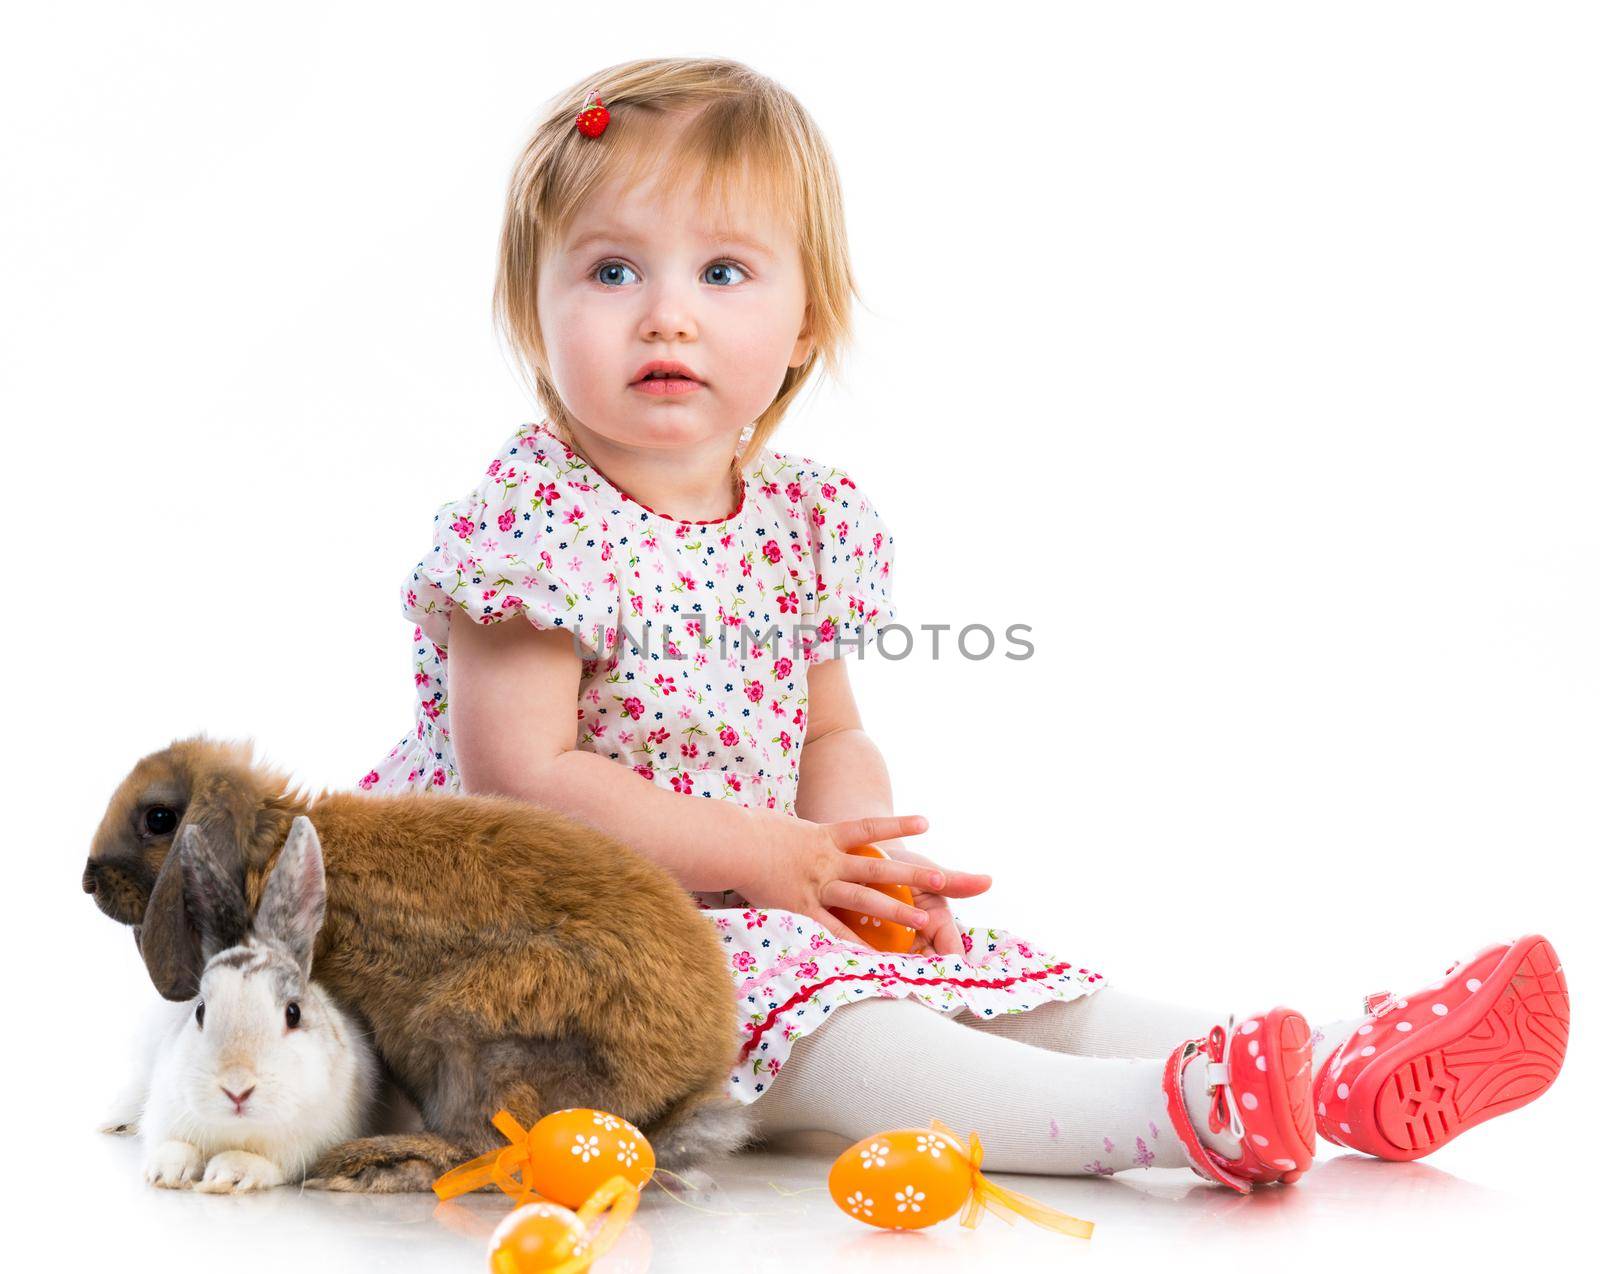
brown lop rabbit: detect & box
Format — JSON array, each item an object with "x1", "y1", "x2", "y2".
[{"x1": 81, "y1": 735, "x2": 752, "y2": 1191}]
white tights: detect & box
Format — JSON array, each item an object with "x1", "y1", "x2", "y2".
[{"x1": 747, "y1": 990, "x2": 1360, "y2": 1177}]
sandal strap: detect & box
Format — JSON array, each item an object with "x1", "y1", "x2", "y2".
[
  {"x1": 1203, "y1": 1022, "x2": 1247, "y2": 1140},
  {"x1": 1162, "y1": 1030, "x2": 1251, "y2": 1194},
  {"x1": 1364, "y1": 955, "x2": 1467, "y2": 1019}
]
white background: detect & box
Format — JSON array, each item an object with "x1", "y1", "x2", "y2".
[{"x1": 4, "y1": 3, "x2": 1594, "y2": 1271}]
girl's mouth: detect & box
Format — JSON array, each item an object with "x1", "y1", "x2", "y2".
[{"x1": 631, "y1": 376, "x2": 704, "y2": 397}]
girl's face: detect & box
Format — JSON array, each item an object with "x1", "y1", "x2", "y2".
[{"x1": 536, "y1": 152, "x2": 813, "y2": 459}]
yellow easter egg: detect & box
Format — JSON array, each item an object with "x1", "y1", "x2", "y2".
[
  {"x1": 523, "y1": 1108, "x2": 655, "y2": 1209},
  {"x1": 827, "y1": 1127, "x2": 972, "y2": 1230},
  {"x1": 487, "y1": 1200, "x2": 592, "y2": 1274}
]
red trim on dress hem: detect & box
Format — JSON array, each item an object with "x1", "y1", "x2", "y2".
[{"x1": 737, "y1": 959, "x2": 1083, "y2": 1063}]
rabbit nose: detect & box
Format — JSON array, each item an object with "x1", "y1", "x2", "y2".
[
  {"x1": 81, "y1": 863, "x2": 98, "y2": 893},
  {"x1": 222, "y1": 1085, "x2": 255, "y2": 1113}
]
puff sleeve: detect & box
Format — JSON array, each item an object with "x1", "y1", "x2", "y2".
[
  {"x1": 800, "y1": 466, "x2": 897, "y2": 662},
  {"x1": 401, "y1": 455, "x2": 621, "y2": 661}
]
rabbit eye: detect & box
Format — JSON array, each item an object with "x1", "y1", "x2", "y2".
[
  {"x1": 285, "y1": 1002, "x2": 301, "y2": 1029},
  {"x1": 195, "y1": 1001, "x2": 205, "y2": 1029},
  {"x1": 144, "y1": 806, "x2": 178, "y2": 836}
]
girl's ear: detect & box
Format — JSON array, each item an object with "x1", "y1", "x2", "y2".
[
  {"x1": 789, "y1": 302, "x2": 816, "y2": 370},
  {"x1": 254, "y1": 816, "x2": 326, "y2": 977}
]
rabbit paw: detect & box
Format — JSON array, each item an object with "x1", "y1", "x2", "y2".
[
  {"x1": 195, "y1": 1150, "x2": 284, "y2": 1194},
  {"x1": 304, "y1": 1134, "x2": 462, "y2": 1193},
  {"x1": 144, "y1": 1140, "x2": 204, "y2": 1189}
]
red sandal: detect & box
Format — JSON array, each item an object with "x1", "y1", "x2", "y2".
[
  {"x1": 1161, "y1": 1007, "x2": 1317, "y2": 1193},
  {"x1": 1315, "y1": 933, "x2": 1569, "y2": 1161}
]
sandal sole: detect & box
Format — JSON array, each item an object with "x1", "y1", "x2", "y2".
[
  {"x1": 1226, "y1": 1007, "x2": 1318, "y2": 1185},
  {"x1": 1257, "y1": 1010, "x2": 1317, "y2": 1182},
  {"x1": 1349, "y1": 934, "x2": 1569, "y2": 1160}
]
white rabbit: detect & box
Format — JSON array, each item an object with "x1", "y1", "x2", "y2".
[{"x1": 140, "y1": 818, "x2": 377, "y2": 1193}]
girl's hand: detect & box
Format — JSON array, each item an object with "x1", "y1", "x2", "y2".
[
  {"x1": 735, "y1": 814, "x2": 949, "y2": 946},
  {"x1": 877, "y1": 840, "x2": 992, "y2": 959}
]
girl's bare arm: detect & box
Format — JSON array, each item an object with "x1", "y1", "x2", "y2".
[
  {"x1": 797, "y1": 658, "x2": 992, "y2": 956},
  {"x1": 446, "y1": 609, "x2": 805, "y2": 894},
  {"x1": 795, "y1": 657, "x2": 894, "y2": 822}
]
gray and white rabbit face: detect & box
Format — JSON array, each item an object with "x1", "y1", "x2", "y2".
[
  {"x1": 151, "y1": 813, "x2": 349, "y2": 1127},
  {"x1": 174, "y1": 940, "x2": 344, "y2": 1129}
]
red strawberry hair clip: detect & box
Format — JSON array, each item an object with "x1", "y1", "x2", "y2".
[{"x1": 575, "y1": 92, "x2": 610, "y2": 138}]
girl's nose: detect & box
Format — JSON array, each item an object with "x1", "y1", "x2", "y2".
[{"x1": 640, "y1": 293, "x2": 697, "y2": 342}]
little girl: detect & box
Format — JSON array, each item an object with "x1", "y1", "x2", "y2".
[{"x1": 360, "y1": 57, "x2": 1569, "y2": 1191}]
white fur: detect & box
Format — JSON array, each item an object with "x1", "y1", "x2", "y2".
[
  {"x1": 140, "y1": 951, "x2": 377, "y2": 1192},
  {"x1": 100, "y1": 996, "x2": 189, "y2": 1136}
]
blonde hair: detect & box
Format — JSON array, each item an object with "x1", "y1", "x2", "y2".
[{"x1": 493, "y1": 57, "x2": 861, "y2": 468}]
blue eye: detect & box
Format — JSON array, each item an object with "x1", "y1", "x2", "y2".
[
  {"x1": 704, "y1": 261, "x2": 748, "y2": 287},
  {"x1": 591, "y1": 260, "x2": 749, "y2": 288},
  {"x1": 594, "y1": 261, "x2": 638, "y2": 287}
]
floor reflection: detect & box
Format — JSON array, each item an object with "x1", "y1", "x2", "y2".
[
  {"x1": 80, "y1": 1118, "x2": 1545, "y2": 1274},
  {"x1": 427, "y1": 1140, "x2": 1511, "y2": 1272}
]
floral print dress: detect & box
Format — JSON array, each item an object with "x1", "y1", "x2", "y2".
[{"x1": 361, "y1": 420, "x2": 1104, "y2": 1101}]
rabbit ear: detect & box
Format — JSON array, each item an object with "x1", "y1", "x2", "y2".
[
  {"x1": 255, "y1": 816, "x2": 325, "y2": 976},
  {"x1": 135, "y1": 830, "x2": 203, "y2": 1001},
  {"x1": 179, "y1": 822, "x2": 252, "y2": 961}
]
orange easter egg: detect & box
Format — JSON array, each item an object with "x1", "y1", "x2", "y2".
[
  {"x1": 522, "y1": 1109, "x2": 655, "y2": 1210},
  {"x1": 487, "y1": 1200, "x2": 592, "y2": 1274},
  {"x1": 829, "y1": 843, "x2": 919, "y2": 953},
  {"x1": 827, "y1": 1127, "x2": 972, "y2": 1230}
]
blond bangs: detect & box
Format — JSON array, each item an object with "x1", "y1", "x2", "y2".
[{"x1": 493, "y1": 58, "x2": 860, "y2": 468}]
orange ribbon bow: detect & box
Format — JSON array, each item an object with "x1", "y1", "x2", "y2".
[
  {"x1": 929, "y1": 1118, "x2": 1095, "y2": 1240},
  {"x1": 434, "y1": 1109, "x2": 548, "y2": 1204},
  {"x1": 433, "y1": 1109, "x2": 639, "y2": 1274}
]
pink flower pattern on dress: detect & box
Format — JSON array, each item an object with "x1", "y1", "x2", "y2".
[
  {"x1": 360, "y1": 420, "x2": 893, "y2": 814},
  {"x1": 359, "y1": 418, "x2": 1107, "y2": 1100}
]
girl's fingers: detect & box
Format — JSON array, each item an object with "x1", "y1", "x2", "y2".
[
  {"x1": 811, "y1": 909, "x2": 864, "y2": 946},
  {"x1": 821, "y1": 880, "x2": 929, "y2": 930},
  {"x1": 825, "y1": 815, "x2": 929, "y2": 851},
  {"x1": 906, "y1": 916, "x2": 962, "y2": 959},
  {"x1": 862, "y1": 859, "x2": 944, "y2": 893},
  {"x1": 936, "y1": 871, "x2": 994, "y2": 897},
  {"x1": 837, "y1": 850, "x2": 959, "y2": 895},
  {"x1": 926, "y1": 915, "x2": 966, "y2": 958}
]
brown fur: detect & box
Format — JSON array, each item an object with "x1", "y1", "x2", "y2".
[{"x1": 82, "y1": 735, "x2": 751, "y2": 1190}]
